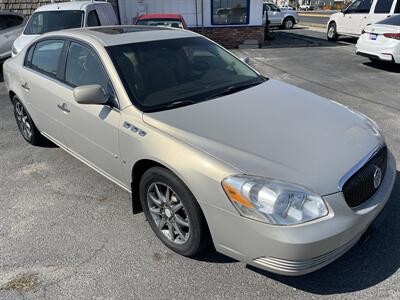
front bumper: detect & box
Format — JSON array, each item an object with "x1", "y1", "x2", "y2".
[{"x1": 203, "y1": 151, "x2": 396, "y2": 276}]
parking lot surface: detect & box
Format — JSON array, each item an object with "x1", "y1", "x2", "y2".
[{"x1": 1, "y1": 29, "x2": 400, "y2": 299}]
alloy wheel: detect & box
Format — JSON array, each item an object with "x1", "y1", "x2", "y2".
[
  {"x1": 285, "y1": 19, "x2": 294, "y2": 29},
  {"x1": 328, "y1": 25, "x2": 336, "y2": 39},
  {"x1": 146, "y1": 182, "x2": 190, "y2": 244},
  {"x1": 15, "y1": 101, "x2": 32, "y2": 140}
]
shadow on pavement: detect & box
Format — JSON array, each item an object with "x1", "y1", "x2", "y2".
[
  {"x1": 363, "y1": 61, "x2": 400, "y2": 73},
  {"x1": 193, "y1": 248, "x2": 238, "y2": 264},
  {"x1": 248, "y1": 171, "x2": 400, "y2": 295},
  {"x1": 263, "y1": 30, "x2": 356, "y2": 49}
]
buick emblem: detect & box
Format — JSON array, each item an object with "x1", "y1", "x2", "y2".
[{"x1": 373, "y1": 166, "x2": 382, "y2": 189}]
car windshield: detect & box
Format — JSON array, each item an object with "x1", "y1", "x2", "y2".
[
  {"x1": 107, "y1": 37, "x2": 265, "y2": 112},
  {"x1": 136, "y1": 18, "x2": 184, "y2": 29},
  {"x1": 377, "y1": 15, "x2": 400, "y2": 26},
  {"x1": 24, "y1": 10, "x2": 83, "y2": 35}
]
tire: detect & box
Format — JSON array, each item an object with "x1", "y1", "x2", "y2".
[
  {"x1": 327, "y1": 22, "x2": 339, "y2": 41},
  {"x1": 283, "y1": 17, "x2": 295, "y2": 29},
  {"x1": 13, "y1": 96, "x2": 45, "y2": 146},
  {"x1": 140, "y1": 167, "x2": 211, "y2": 256}
]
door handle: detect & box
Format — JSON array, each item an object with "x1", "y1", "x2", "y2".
[
  {"x1": 21, "y1": 82, "x2": 30, "y2": 91},
  {"x1": 57, "y1": 103, "x2": 70, "y2": 113}
]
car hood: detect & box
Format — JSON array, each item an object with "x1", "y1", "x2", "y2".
[
  {"x1": 143, "y1": 80, "x2": 382, "y2": 196},
  {"x1": 13, "y1": 34, "x2": 38, "y2": 53}
]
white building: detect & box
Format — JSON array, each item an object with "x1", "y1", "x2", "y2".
[{"x1": 116, "y1": 0, "x2": 265, "y2": 47}]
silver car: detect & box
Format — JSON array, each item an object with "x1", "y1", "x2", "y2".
[
  {"x1": 3, "y1": 26, "x2": 396, "y2": 276},
  {"x1": 263, "y1": 3, "x2": 299, "y2": 29},
  {"x1": 0, "y1": 12, "x2": 25, "y2": 60}
]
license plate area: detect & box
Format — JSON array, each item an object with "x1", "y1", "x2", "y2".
[{"x1": 370, "y1": 33, "x2": 378, "y2": 40}]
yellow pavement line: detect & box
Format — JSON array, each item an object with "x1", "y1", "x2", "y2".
[
  {"x1": 299, "y1": 22, "x2": 327, "y2": 28},
  {"x1": 298, "y1": 13, "x2": 331, "y2": 17}
]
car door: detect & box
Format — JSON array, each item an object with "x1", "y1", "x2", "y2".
[
  {"x1": 349, "y1": 0, "x2": 374, "y2": 35},
  {"x1": 20, "y1": 39, "x2": 66, "y2": 141},
  {"x1": 57, "y1": 41, "x2": 123, "y2": 183},
  {"x1": 267, "y1": 4, "x2": 283, "y2": 25},
  {"x1": 337, "y1": 0, "x2": 362, "y2": 34},
  {"x1": 368, "y1": 0, "x2": 396, "y2": 26},
  {"x1": 0, "y1": 14, "x2": 24, "y2": 58}
]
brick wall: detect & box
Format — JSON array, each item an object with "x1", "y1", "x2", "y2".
[
  {"x1": 191, "y1": 26, "x2": 265, "y2": 49},
  {"x1": 0, "y1": 0, "x2": 65, "y2": 17}
]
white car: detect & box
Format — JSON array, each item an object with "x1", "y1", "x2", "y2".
[
  {"x1": 263, "y1": 3, "x2": 299, "y2": 29},
  {"x1": 299, "y1": 5, "x2": 314, "y2": 11},
  {"x1": 12, "y1": 0, "x2": 118, "y2": 56},
  {"x1": 0, "y1": 12, "x2": 25, "y2": 60},
  {"x1": 327, "y1": 0, "x2": 400, "y2": 41},
  {"x1": 356, "y1": 15, "x2": 400, "y2": 63}
]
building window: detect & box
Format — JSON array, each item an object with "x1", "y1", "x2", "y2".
[{"x1": 212, "y1": 0, "x2": 249, "y2": 25}]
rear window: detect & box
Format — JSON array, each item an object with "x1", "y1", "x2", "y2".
[
  {"x1": 136, "y1": 18, "x2": 184, "y2": 29},
  {"x1": 24, "y1": 10, "x2": 83, "y2": 35},
  {"x1": 0, "y1": 14, "x2": 24, "y2": 30},
  {"x1": 30, "y1": 40, "x2": 64, "y2": 77},
  {"x1": 377, "y1": 14, "x2": 400, "y2": 25}
]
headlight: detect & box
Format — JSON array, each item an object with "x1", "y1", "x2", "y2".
[
  {"x1": 222, "y1": 175, "x2": 328, "y2": 225},
  {"x1": 12, "y1": 45, "x2": 18, "y2": 56}
]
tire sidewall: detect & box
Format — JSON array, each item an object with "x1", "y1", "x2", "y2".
[
  {"x1": 284, "y1": 18, "x2": 294, "y2": 29},
  {"x1": 13, "y1": 97, "x2": 37, "y2": 144},
  {"x1": 327, "y1": 22, "x2": 338, "y2": 41},
  {"x1": 139, "y1": 167, "x2": 206, "y2": 256}
]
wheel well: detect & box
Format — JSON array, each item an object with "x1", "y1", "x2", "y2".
[
  {"x1": 130, "y1": 159, "x2": 214, "y2": 246},
  {"x1": 8, "y1": 91, "x2": 16, "y2": 104},
  {"x1": 131, "y1": 159, "x2": 164, "y2": 214},
  {"x1": 329, "y1": 21, "x2": 336, "y2": 27}
]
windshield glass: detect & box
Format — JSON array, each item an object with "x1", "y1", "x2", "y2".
[
  {"x1": 377, "y1": 14, "x2": 400, "y2": 26},
  {"x1": 107, "y1": 37, "x2": 265, "y2": 112},
  {"x1": 136, "y1": 18, "x2": 184, "y2": 28},
  {"x1": 24, "y1": 10, "x2": 83, "y2": 35}
]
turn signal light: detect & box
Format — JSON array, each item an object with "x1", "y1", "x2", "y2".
[{"x1": 383, "y1": 33, "x2": 400, "y2": 40}]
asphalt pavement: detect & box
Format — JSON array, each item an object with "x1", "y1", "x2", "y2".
[
  {"x1": 1, "y1": 29, "x2": 400, "y2": 299},
  {"x1": 298, "y1": 10, "x2": 337, "y2": 26}
]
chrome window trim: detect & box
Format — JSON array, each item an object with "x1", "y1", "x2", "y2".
[{"x1": 338, "y1": 142, "x2": 386, "y2": 191}]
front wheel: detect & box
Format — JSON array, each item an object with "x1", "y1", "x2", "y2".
[
  {"x1": 140, "y1": 167, "x2": 211, "y2": 256},
  {"x1": 327, "y1": 22, "x2": 339, "y2": 41}
]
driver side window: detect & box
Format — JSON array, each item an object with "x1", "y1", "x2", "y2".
[
  {"x1": 269, "y1": 4, "x2": 281, "y2": 12},
  {"x1": 346, "y1": 0, "x2": 373, "y2": 13},
  {"x1": 65, "y1": 42, "x2": 117, "y2": 107}
]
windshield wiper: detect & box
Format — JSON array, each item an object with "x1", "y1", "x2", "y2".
[
  {"x1": 166, "y1": 100, "x2": 197, "y2": 109},
  {"x1": 205, "y1": 81, "x2": 264, "y2": 100}
]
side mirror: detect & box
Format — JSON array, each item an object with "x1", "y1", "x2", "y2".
[
  {"x1": 240, "y1": 57, "x2": 251, "y2": 64},
  {"x1": 341, "y1": 8, "x2": 346, "y2": 14},
  {"x1": 73, "y1": 85, "x2": 108, "y2": 105}
]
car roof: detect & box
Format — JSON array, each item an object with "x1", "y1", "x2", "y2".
[
  {"x1": 34, "y1": 1, "x2": 108, "y2": 12},
  {"x1": 42, "y1": 26, "x2": 199, "y2": 47},
  {"x1": 137, "y1": 14, "x2": 183, "y2": 20}
]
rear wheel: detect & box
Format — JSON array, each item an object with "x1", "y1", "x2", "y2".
[
  {"x1": 327, "y1": 22, "x2": 339, "y2": 41},
  {"x1": 13, "y1": 96, "x2": 45, "y2": 146},
  {"x1": 283, "y1": 17, "x2": 295, "y2": 29},
  {"x1": 140, "y1": 167, "x2": 211, "y2": 256}
]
